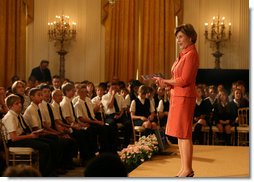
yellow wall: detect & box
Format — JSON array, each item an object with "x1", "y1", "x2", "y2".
[
  {"x1": 26, "y1": 0, "x2": 249, "y2": 84},
  {"x1": 184, "y1": 0, "x2": 249, "y2": 69},
  {"x1": 26, "y1": 0, "x2": 105, "y2": 83}
]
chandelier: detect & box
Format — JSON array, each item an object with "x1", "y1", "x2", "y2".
[
  {"x1": 48, "y1": 15, "x2": 77, "y2": 79},
  {"x1": 204, "y1": 16, "x2": 231, "y2": 69}
]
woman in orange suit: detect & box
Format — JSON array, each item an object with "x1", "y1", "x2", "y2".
[{"x1": 153, "y1": 24, "x2": 199, "y2": 177}]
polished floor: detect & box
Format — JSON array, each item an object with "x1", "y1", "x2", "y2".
[
  {"x1": 129, "y1": 144, "x2": 249, "y2": 178},
  {"x1": 61, "y1": 144, "x2": 249, "y2": 178}
]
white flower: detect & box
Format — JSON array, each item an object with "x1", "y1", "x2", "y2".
[{"x1": 119, "y1": 134, "x2": 159, "y2": 167}]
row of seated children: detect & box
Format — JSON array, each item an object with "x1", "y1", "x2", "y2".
[
  {"x1": 0, "y1": 83, "x2": 121, "y2": 176},
  {"x1": 192, "y1": 84, "x2": 249, "y2": 145},
  {"x1": 1, "y1": 78, "x2": 249, "y2": 175}
]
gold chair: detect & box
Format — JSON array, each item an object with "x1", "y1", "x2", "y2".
[
  {"x1": 202, "y1": 126, "x2": 211, "y2": 145},
  {"x1": 0, "y1": 121, "x2": 39, "y2": 168},
  {"x1": 236, "y1": 107, "x2": 249, "y2": 146},
  {"x1": 116, "y1": 122, "x2": 125, "y2": 148},
  {"x1": 202, "y1": 125, "x2": 222, "y2": 145},
  {"x1": 130, "y1": 118, "x2": 145, "y2": 143},
  {"x1": 203, "y1": 117, "x2": 235, "y2": 145}
]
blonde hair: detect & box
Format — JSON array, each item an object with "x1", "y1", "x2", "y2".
[
  {"x1": 11, "y1": 80, "x2": 25, "y2": 93},
  {"x1": 5, "y1": 94, "x2": 21, "y2": 108}
]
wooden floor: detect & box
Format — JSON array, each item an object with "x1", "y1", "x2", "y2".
[
  {"x1": 129, "y1": 144, "x2": 250, "y2": 178},
  {"x1": 61, "y1": 144, "x2": 250, "y2": 178}
]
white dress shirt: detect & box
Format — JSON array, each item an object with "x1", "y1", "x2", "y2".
[
  {"x1": 91, "y1": 95, "x2": 103, "y2": 113},
  {"x1": 101, "y1": 92, "x2": 126, "y2": 115},
  {"x1": 23, "y1": 102, "x2": 45, "y2": 129},
  {"x1": 2, "y1": 110, "x2": 23, "y2": 140},
  {"x1": 60, "y1": 96, "x2": 76, "y2": 122},
  {"x1": 39, "y1": 100, "x2": 54, "y2": 128},
  {"x1": 125, "y1": 94, "x2": 131, "y2": 107},
  {"x1": 157, "y1": 100, "x2": 164, "y2": 112},
  {"x1": 75, "y1": 97, "x2": 95, "y2": 121},
  {"x1": 51, "y1": 101, "x2": 61, "y2": 121}
]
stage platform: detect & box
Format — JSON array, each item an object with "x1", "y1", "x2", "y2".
[
  {"x1": 129, "y1": 144, "x2": 249, "y2": 178},
  {"x1": 61, "y1": 144, "x2": 249, "y2": 178}
]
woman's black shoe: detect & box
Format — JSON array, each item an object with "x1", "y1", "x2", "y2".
[{"x1": 186, "y1": 171, "x2": 194, "y2": 177}]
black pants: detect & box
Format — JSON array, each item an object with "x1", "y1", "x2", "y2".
[
  {"x1": 38, "y1": 134, "x2": 63, "y2": 170},
  {"x1": 92, "y1": 123, "x2": 118, "y2": 153},
  {"x1": 8, "y1": 138, "x2": 52, "y2": 177},
  {"x1": 58, "y1": 136, "x2": 78, "y2": 166},
  {"x1": 105, "y1": 113, "x2": 132, "y2": 148},
  {"x1": 71, "y1": 128, "x2": 96, "y2": 160}
]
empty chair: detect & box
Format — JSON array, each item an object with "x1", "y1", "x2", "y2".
[
  {"x1": 236, "y1": 107, "x2": 249, "y2": 146},
  {"x1": 131, "y1": 118, "x2": 145, "y2": 143}
]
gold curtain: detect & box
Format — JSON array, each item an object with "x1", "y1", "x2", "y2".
[
  {"x1": 103, "y1": 0, "x2": 139, "y2": 83},
  {"x1": 0, "y1": 0, "x2": 33, "y2": 88},
  {"x1": 102, "y1": 0, "x2": 183, "y2": 83},
  {"x1": 139, "y1": 0, "x2": 173, "y2": 79},
  {"x1": 26, "y1": 0, "x2": 34, "y2": 25}
]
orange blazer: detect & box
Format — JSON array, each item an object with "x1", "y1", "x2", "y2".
[{"x1": 170, "y1": 44, "x2": 199, "y2": 98}]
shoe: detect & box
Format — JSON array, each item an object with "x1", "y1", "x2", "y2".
[{"x1": 186, "y1": 171, "x2": 194, "y2": 177}]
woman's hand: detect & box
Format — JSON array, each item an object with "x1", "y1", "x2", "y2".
[{"x1": 152, "y1": 77, "x2": 167, "y2": 88}]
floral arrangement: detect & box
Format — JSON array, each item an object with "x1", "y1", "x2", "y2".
[{"x1": 119, "y1": 134, "x2": 159, "y2": 170}]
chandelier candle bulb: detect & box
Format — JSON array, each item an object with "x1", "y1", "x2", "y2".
[{"x1": 204, "y1": 23, "x2": 208, "y2": 31}]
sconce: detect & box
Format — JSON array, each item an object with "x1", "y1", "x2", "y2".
[
  {"x1": 48, "y1": 15, "x2": 77, "y2": 79},
  {"x1": 204, "y1": 16, "x2": 231, "y2": 69}
]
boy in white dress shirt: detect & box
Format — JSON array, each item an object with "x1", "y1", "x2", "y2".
[
  {"x1": 39, "y1": 84, "x2": 77, "y2": 170},
  {"x1": 101, "y1": 82, "x2": 132, "y2": 148},
  {"x1": 1, "y1": 94, "x2": 52, "y2": 176},
  {"x1": 23, "y1": 88, "x2": 64, "y2": 175},
  {"x1": 91, "y1": 84, "x2": 105, "y2": 121},
  {"x1": 60, "y1": 83, "x2": 94, "y2": 165},
  {"x1": 51, "y1": 89, "x2": 75, "y2": 133},
  {"x1": 75, "y1": 84, "x2": 116, "y2": 153}
]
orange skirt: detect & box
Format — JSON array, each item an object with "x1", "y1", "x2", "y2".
[{"x1": 165, "y1": 96, "x2": 196, "y2": 139}]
